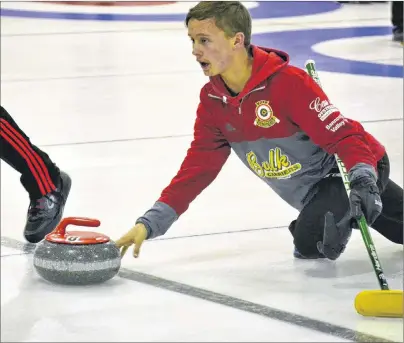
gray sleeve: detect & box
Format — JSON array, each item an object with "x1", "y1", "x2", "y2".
[
  {"x1": 348, "y1": 163, "x2": 378, "y2": 183},
  {"x1": 136, "y1": 201, "x2": 178, "y2": 239}
]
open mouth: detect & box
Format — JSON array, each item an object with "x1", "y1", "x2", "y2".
[{"x1": 199, "y1": 61, "x2": 210, "y2": 70}]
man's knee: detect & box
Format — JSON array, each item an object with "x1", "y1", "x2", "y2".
[{"x1": 291, "y1": 221, "x2": 325, "y2": 259}]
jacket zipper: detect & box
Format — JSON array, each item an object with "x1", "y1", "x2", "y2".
[
  {"x1": 208, "y1": 85, "x2": 266, "y2": 115},
  {"x1": 238, "y1": 86, "x2": 265, "y2": 115}
]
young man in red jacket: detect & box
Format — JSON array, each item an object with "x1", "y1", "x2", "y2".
[{"x1": 116, "y1": 1, "x2": 403, "y2": 260}]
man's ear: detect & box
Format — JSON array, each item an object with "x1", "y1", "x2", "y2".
[{"x1": 232, "y1": 32, "x2": 245, "y2": 50}]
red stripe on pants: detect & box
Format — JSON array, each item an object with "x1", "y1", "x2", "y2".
[{"x1": 0, "y1": 119, "x2": 56, "y2": 195}]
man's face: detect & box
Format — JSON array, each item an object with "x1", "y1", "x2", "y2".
[{"x1": 188, "y1": 18, "x2": 235, "y2": 77}]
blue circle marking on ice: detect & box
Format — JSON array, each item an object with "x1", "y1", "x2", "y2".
[
  {"x1": 0, "y1": 1, "x2": 341, "y2": 21},
  {"x1": 252, "y1": 26, "x2": 403, "y2": 78}
]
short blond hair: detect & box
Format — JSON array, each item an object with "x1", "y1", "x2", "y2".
[{"x1": 185, "y1": 1, "x2": 252, "y2": 48}]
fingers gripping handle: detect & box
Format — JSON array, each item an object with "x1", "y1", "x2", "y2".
[{"x1": 52, "y1": 217, "x2": 101, "y2": 236}]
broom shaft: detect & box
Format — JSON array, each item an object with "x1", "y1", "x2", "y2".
[{"x1": 304, "y1": 60, "x2": 389, "y2": 290}]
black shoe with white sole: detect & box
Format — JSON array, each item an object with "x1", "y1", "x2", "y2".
[{"x1": 24, "y1": 171, "x2": 71, "y2": 243}]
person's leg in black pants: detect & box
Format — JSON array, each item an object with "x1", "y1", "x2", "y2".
[
  {"x1": 371, "y1": 178, "x2": 403, "y2": 244},
  {"x1": 290, "y1": 153, "x2": 402, "y2": 259},
  {"x1": 392, "y1": 1, "x2": 403, "y2": 42},
  {"x1": 0, "y1": 106, "x2": 72, "y2": 243}
]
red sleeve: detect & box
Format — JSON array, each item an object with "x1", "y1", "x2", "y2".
[
  {"x1": 283, "y1": 68, "x2": 377, "y2": 171},
  {"x1": 158, "y1": 99, "x2": 231, "y2": 216}
]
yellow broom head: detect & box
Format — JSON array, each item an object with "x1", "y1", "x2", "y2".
[{"x1": 355, "y1": 290, "x2": 403, "y2": 317}]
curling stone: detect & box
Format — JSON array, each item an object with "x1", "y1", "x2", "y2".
[{"x1": 33, "y1": 217, "x2": 121, "y2": 285}]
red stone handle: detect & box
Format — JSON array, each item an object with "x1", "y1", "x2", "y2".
[{"x1": 52, "y1": 217, "x2": 101, "y2": 236}]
